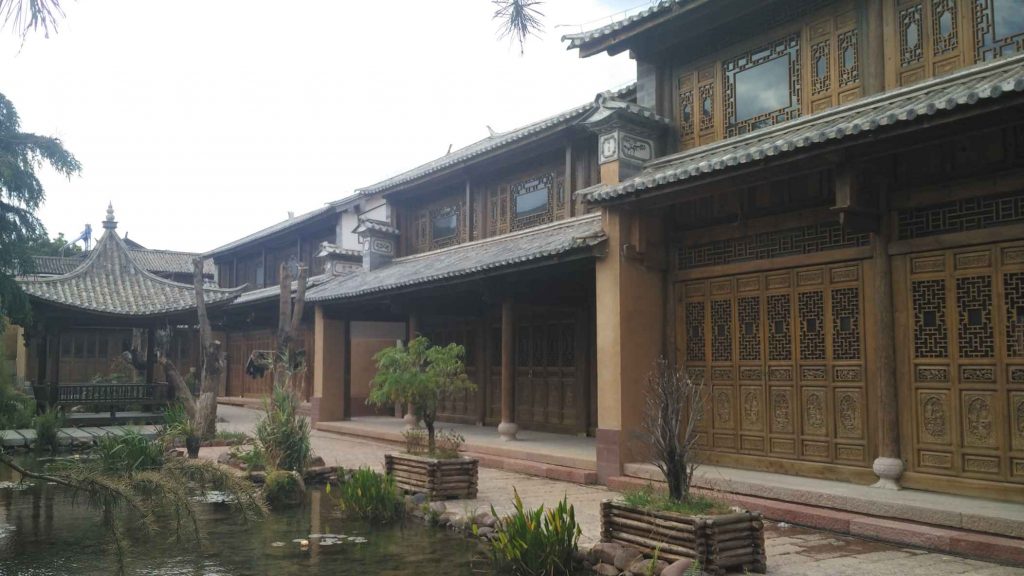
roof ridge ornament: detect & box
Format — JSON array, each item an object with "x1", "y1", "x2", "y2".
[{"x1": 103, "y1": 202, "x2": 118, "y2": 231}]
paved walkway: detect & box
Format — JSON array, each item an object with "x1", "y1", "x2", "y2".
[
  {"x1": 0, "y1": 424, "x2": 160, "y2": 447},
  {"x1": 212, "y1": 405, "x2": 1024, "y2": 576}
]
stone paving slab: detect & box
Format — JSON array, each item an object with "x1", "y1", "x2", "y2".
[{"x1": 0, "y1": 431, "x2": 28, "y2": 447}]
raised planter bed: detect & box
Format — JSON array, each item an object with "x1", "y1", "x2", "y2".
[
  {"x1": 600, "y1": 500, "x2": 766, "y2": 575},
  {"x1": 384, "y1": 453, "x2": 478, "y2": 500}
]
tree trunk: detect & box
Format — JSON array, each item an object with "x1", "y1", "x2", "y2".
[
  {"x1": 273, "y1": 262, "x2": 308, "y2": 399},
  {"x1": 424, "y1": 414, "x2": 436, "y2": 455}
]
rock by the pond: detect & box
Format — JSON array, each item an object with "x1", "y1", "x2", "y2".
[
  {"x1": 475, "y1": 526, "x2": 494, "y2": 539},
  {"x1": 592, "y1": 562, "x2": 620, "y2": 576},
  {"x1": 409, "y1": 492, "x2": 428, "y2": 506},
  {"x1": 248, "y1": 471, "x2": 266, "y2": 484},
  {"x1": 613, "y1": 547, "x2": 644, "y2": 571},
  {"x1": 216, "y1": 452, "x2": 232, "y2": 464},
  {"x1": 628, "y1": 558, "x2": 669, "y2": 576},
  {"x1": 590, "y1": 542, "x2": 622, "y2": 565},
  {"x1": 473, "y1": 510, "x2": 497, "y2": 529},
  {"x1": 661, "y1": 558, "x2": 694, "y2": 576},
  {"x1": 308, "y1": 455, "x2": 326, "y2": 467},
  {"x1": 428, "y1": 501, "x2": 447, "y2": 516}
]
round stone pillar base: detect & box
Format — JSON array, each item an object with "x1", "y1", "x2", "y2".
[
  {"x1": 403, "y1": 412, "x2": 419, "y2": 430},
  {"x1": 497, "y1": 421, "x2": 518, "y2": 441},
  {"x1": 871, "y1": 457, "x2": 905, "y2": 490}
]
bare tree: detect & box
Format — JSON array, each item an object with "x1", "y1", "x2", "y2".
[
  {"x1": 273, "y1": 261, "x2": 308, "y2": 399},
  {"x1": 159, "y1": 257, "x2": 224, "y2": 456},
  {"x1": 492, "y1": 0, "x2": 544, "y2": 53},
  {"x1": 640, "y1": 357, "x2": 706, "y2": 502}
]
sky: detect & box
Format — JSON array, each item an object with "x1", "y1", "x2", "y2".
[{"x1": 1, "y1": 0, "x2": 639, "y2": 253}]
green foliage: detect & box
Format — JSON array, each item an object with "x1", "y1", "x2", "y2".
[
  {"x1": 255, "y1": 385, "x2": 310, "y2": 472},
  {"x1": 620, "y1": 486, "x2": 729, "y2": 516},
  {"x1": 24, "y1": 232, "x2": 82, "y2": 257},
  {"x1": 368, "y1": 337, "x2": 473, "y2": 452},
  {"x1": 262, "y1": 469, "x2": 305, "y2": 508},
  {"x1": 0, "y1": 343, "x2": 34, "y2": 429},
  {"x1": 489, "y1": 490, "x2": 581, "y2": 576},
  {"x1": 331, "y1": 467, "x2": 404, "y2": 524},
  {"x1": 95, "y1": 431, "x2": 164, "y2": 474},
  {"x1": 0, "y1": 92, "x2": 81, "y2": 325},
  {"x1": 33, "y1": 406, "x2": 63, "y2": 451},
  {"x1": 160, "y1": 402, "x2": 197, "y2": 442},
  {"x1": 213, "y1": 430, "x2": 250, "y2": 445},
  {"x1": 229, "y1": 443, "x2": 266, "y2": 469}
]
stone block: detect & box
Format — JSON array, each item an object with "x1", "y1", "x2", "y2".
[{"x1": 613, "y1": 546, "x2": 643, "y2": 571}]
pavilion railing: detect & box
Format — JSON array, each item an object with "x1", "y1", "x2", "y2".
[{"x1": 55, "y1": 383, "x2": 173, "y2": 405}]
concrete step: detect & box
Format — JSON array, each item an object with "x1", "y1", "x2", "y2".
[
  {"x1": 608, "y1": 475, "x2": 1024, "y2": 567},
  {"x1": 468, "y1": 451, "x2": 598, "y2": 485}
]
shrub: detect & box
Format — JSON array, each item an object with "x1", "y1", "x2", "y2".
[
  {"x1": 213, "y1": 430, "x2": 250, "y2": 445},
  {"x1": 229, "y1": 444, "x2": 266, "y2": 469},
  {"x1": 263, "y1": 469, "x2": 305, "y2": 508},
  {"x1": 0, "y1": 372, "x2": 34, "y2": 430},
  {"x1": 95, "y1": 431, "x2": 164, "y2": 474},
  {"x1": 489, "y1": 490, "x2": 581, "y2": 576},
  {"x1": 160, "y1": 401, "x2": 201, "y2": 457},
  {"x1": 402, "y1": 428, "x2": 427, "y2": 455},
  {"x1": 255, "y1": 385, "x2": 311, "y2": 472},
  {"x1": 34, "y1": 407, "x2": 64, "y2": 452},
  {"x1": 621, "y1": 486, "x2": 728, "y2": 516},
  {"x1": 331, "y1": 467, "x2": 403, "y2": 524}
]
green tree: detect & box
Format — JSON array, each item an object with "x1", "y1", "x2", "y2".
[
  {"x1": 25, "y1": 231, "x2": 83, "y2": 257},
  {"x1": 0, "y1": 93, "x2": 81, "y2": 325},
  {"x1": 368, "y1": 336, "x2": 474, "y2": 453}
]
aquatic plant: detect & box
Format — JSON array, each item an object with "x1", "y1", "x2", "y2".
[
  {"x1": 263, "y1": 469, "x2": 305, "y2": 508},
  {"x1": 331, "y1": 467, "x2": 404, "y2": 524},
  {"x1": 0, "y1": 358, "x2": 34, "y2": 430},
  {"x1": 488, "y1": 490, "x2": 581, "y2": 576},
  {"x1": 33, "y1": 406, "x2": 63, "y2": 452},
  {"x1": 95, "y1": 431, "x2": 164, "y2": 474},
  {"x1": 255, "y1": 384, "x2": 311, "y2": 472}
]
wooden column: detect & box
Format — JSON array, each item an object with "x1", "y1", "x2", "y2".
[
  {"x1": 476, "y1": 315, "x2": 488, "y2": 425},
  {"x1": 404, "y1": 313, "x2": 419, "y2": 429},
  {"x1": 46, "y1": 330, "x2": 60, "y2": 407},
  {"x1": 498, "y1": 296, "x2": 518, "y2": 440},
  {"x1": 860, "y1": 0, "x2": 885, "y2": 96},
  {"x1": 145, "y1": 327, "x2": 156, "y2": 384},
  {"x1": 870, "y1": 188, "x2": 904, "y2": 489}
]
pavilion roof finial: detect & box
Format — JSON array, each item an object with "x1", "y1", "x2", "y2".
[{"x1": 103, "y1": 202, "x2": 117, "y2": 231}]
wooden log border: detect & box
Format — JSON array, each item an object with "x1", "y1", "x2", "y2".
[
  {"x1": 600, "y1": 500, "x2": 767, "y2": 575},
  {"x1": 384, "y1": 453, "x2": 479, "y2": 500}
]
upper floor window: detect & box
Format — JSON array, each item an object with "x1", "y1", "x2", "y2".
[
  {"x1": 724, "y1": 34, "x2": 801, "y2": 136},
  {"x1": 511, "y1": 173, "x2": 555, "y2": 231},
  {"x1": 432, "y1": 206, "x2": 459, "y2": 241},
  {"x1": 977, "y1": 0, "x2": 1024, "y2": 60}
]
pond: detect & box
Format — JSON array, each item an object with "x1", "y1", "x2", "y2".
[{"x1": 0, "y1": 456, "x2": 482, "y2": 575}]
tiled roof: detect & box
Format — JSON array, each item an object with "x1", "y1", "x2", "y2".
[
  {"x1": 307, "y1": 215, "x2": 606, "y2": 302},
  {"x1": 562, "y1": 1, "x2": 693, "y2": 51},
  {"x1": 356, "y1": 84, "x2": 637, "y2": 195},
  {"x1": 587, "y1": 54, "x2": 1024, "y2": 204},
  {"x1": 30, "y1": 249, "x2": 214, "y2": 277},
  {"x1": 204, "y1": 205, "x2": 335, "y2": 257},
  {"x1": 19, "y1": 230, "x2": 240, "y2": 317},
  {"x1": 230, "y1": 273, "x2": 334, "y2": 307}
]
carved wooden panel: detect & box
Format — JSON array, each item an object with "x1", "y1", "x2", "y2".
[
  {"x1": 679, "y1": 262, "x2": 868, "y2": 468},
  {"x1": 512, "y1": 309, "x2": 582, "y2": 434},
  {"x1": 902, "y1": 242, "x2": 1024, "y2": 484},
  {"x1": 975, "y1": 0, "x2": 1024, "y2": 61},
  {"x1": 886, "y1": 0, "x2": 973, "y2": 89}
]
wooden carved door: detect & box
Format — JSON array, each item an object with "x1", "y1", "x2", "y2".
[
  {"x1": 899, "y1": 242, "x2": 1024, "y2": 485},
  {"x1": 514, "y1": 309, "x2": 582, "y2": 433},
  {"x1": 422, "y1": 317, "x2": 479, "y2": 423},
  {"x1": 679, "y1": 262, "x2": 870, "y2": 469}
]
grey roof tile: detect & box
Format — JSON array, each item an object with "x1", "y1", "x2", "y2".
[
  {"x1": 204, "y1": 205, "x2": 335, "y2": 257},
  {"x1": 230, "y1": 273, "x2": 334, "y2": 307},
  {"x1": 30, "y1": 249, "x2": 214, "y2": 277},
  {"x1": 19, "y1": 231, "x2": 240, "y2": 317},
  {"x1": 562, "y1": 1, "x2": 692, "y2": 50},
  {"x1": 307, "y1": 215, "x2": 606, "y2": 302},
  {"x1": 587, "y1": 54, "x2": 1024, "y2": 203},
  {"x1": 356, "y1": 85, "x2": 637, "y2": 195}
]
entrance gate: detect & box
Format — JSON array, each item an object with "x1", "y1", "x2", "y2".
[{"x1": 678, "y1": 262, "x2": 871, "y2": 469}]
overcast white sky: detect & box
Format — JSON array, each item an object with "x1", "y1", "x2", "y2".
[{"x1": 1, "y1": 0, "x2": 639, "y2": 253}]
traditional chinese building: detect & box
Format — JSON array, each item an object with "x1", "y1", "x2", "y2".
[{"x1": 564, "y1": 0, "x2": 1024, "y2": 501}]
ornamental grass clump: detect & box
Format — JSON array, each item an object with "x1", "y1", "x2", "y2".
[
  {"x1": 488, "y1": 490, "x2": 582, "y2": 576},
  {"x1": 95, "y1": 431, "x2": 164, "y2": 474},
  {"x1": 331, "y1": 467, "x2": 404, "y2": 524},
  {"x1": 255, "y1": 384, "x2": 311, "y2": 472},
  {"x1": 33, "y1": 406, "x2": 63, "y2": 452},
  {"x1": 368, "y1": 337, "x2": 474, "y2": 454}
]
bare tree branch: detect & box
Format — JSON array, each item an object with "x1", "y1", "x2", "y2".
[{"x1": 492, "y1": 0, "x2": 544, "y2": 54}]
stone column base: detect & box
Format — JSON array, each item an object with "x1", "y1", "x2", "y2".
[
  {"x1": 403, "y1": 412, "x2": 419, "y2": 430},
  {"x1": 497, "y1": 421, "x2": 518, "y2": 441},
  {"x1": 597, "y1": 428, "x2": 622, "y2": 485},
  {"x1": 871, "y1": 457, "x2": 905, "y2": 490}
]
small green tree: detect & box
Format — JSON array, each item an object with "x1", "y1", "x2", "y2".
[{"x1": 368, "y1": 336, "x2": 474, "y2": 454}]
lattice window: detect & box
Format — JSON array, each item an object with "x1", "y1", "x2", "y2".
[
  {"x1": 932, "y1": 0, "x2": 959, "y2": 55},
  {"x1": 799, "y1": 291, "x2": 826, "y2": 361},
  {"x1": 723, "y1": 33, "x2": 801, "y2": 137},
  {"x1": 1004, "y1": 272, "x2": 1024, "y2": 357},
  {"x1": 831, "y1": 287, "x2": 861, "y2": 360},
  {"x1": 686, "y1": 301, "x2": 706, "y2": 362},
  {"x1": 510, "y1": 172, "x2": 556, "y2": 232},
  {"x1": 428, "y1": 203, "x2": 463, "y2": 250},
  {"x1": 975, "y1": 0, "x2": 1024, "y2": 61},
  {"x1": 679, "y1": 86, "x2": 695, "y2": 138},
  {"x1": 711, "y1": 299, "x2": 733, "y2": 362},
  {"x1": 699, "y1": 82, "x2": 715, "y2": 132},
  {"x1": 900, "y1": 4, "x2": 925, "y2": 67},
  {"x1": 811, "y1": 40, "x2": 831, "y2": 95},
  {"x1": 560, "y1": 323, "x2": 575, "y2": 367},
  {"x1": 678, "y1": 222, "x2": 870, "y2": 269},
  {"x1": 913, "y1": 279, "x2": 949, "y2": 358},
  {"x1": 956, "y1": 275, "x2": 995, "y2": 358},
  {"x1": 768, "y1": 294, "x2": 793, "y2": 361},
  {"x1": 896, "y1": 190, "x2": 1024, "y2": 239},
  {"x1": 738, "y1": 296, "x2": 762, "y2": 361},
  {"x1": 838, "y1": 29, "x2": 860, "y2": 87}
]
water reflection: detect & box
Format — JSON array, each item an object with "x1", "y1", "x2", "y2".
[{"x1": 0, "y1": 456, "x2": 480, "y2": 575}]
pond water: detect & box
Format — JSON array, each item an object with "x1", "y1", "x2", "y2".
[{"x1": 0, "y1": 456, "x2": 482, "y2": 575}]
